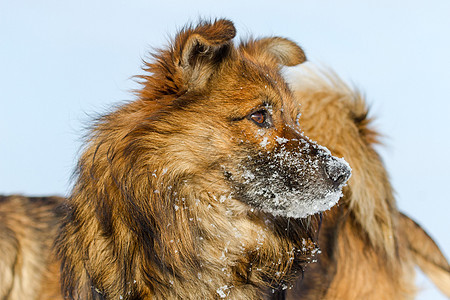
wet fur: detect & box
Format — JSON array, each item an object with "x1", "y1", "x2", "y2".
[{"x1": 285, "y1": 64, "x2": 450, "y2": 299}]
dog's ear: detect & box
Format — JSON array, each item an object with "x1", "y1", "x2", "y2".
[
  {"x1": 174, "y1": 19, "x2": 236, "y2": 90},
  {"x1": 240, "y1": 37, "x2": 306, "y2": 67},
  {"x1": 140, "y1": 19, "x2": 236, "y2": 99}
]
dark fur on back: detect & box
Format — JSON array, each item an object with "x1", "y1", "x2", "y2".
[{"x1": 285, "y1": 65, "x2": 450, "y2": 299}]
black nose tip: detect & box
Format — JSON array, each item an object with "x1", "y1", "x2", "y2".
[{"x1": 324, "y1": 158, "x2": 351, "y2": 188}]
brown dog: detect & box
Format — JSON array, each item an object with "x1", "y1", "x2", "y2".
[
  {"x1": 49, "y1": 19, "x2": 350, "y2": 300},
  {"x1": 1, "y1": 21, "x2": 348, "y2": 299},
  {"x1": 2, "y1": 21, "x2": 448, "y2": 300},
  {"x1": 284, "y1": 64, "x2": 450, "y2": 299},
  {"x1": 2, "y1": 19, "x2": 349, "y2": 300}
]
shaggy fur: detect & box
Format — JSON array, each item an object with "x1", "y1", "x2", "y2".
[
  {"x1": 54, "y1": 20, "x2": 350, "y2": 300},
  {"x1": 0, "y1": 195, "x2": 63, "y2": 300},
  {"x1": 284, "y1": 64, "x2": 450, "y2": 299}
]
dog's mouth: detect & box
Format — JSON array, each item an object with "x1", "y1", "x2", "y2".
[
  {"x1": 250, "y1": 184, "x2": 345, "y2": 219},
  {"x1": 224, "y1": 141, "x2": 351, "y2": 219}
]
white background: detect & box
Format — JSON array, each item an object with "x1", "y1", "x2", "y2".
[{"x1": 1, "y1": 1, "x2": 448, "y2": 298}]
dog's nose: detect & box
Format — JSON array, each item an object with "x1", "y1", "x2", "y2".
[{"x1": 324, "y1": 158, "x2": 351, "y2": 188}]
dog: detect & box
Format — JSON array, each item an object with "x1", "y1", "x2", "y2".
[
  {"x1": 14, "y1": 19, "x2": 348, "y2": 300},
  {"x1": 2, "y1": 19, "x2": 446, "y2": 300},
  {"x1": 284, "y1": 64, "x2": 450, "y2": 299}
]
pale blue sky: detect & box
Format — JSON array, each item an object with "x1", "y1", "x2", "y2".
[{"x1": 1, "y1": 1, "x2": 449, "y2": 298}]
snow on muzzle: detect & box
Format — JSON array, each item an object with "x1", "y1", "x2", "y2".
[{"x1": 228, "y1": 135, "x2": 351, "y2": 219}]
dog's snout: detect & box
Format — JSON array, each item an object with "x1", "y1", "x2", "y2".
[{"x1": 324, "y1": 158, "x2": 351, "y2": 188}]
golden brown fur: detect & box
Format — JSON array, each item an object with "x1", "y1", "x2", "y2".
[
  {"x1": 399, "y1": 212, "x2": 450, "y2": 296},
  {"x1": 54, "y1": 20, "x2": 350, "y2": 300},
  {"x1": 0, "y1": 195, "x2": 63, "y2": 300},
  {"x1": 284, "y1": 64, "x2": 450, "y2": 299}
]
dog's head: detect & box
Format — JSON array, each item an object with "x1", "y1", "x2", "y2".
[{"x1": 133, "y1": 19, "x2": 351, "y2": 219}]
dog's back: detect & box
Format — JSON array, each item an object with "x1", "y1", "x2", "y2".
[
  {"x1": 0, "y1": 195, "x2": 64, "y2": 300},
  {"x1": 284, "y1": 64, "x2": 450, "y2": 299}
]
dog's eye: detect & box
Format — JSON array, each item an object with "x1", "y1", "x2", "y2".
[
  {"x1": 248, "y1": 109, "x2": 271, "y2": 127},
  {"x1": 251, "y1": 111, "x2": 266, "y2": 124}
]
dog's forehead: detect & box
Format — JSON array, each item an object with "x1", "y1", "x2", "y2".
[
  {"x1": 237, "y1": 56, "x2": 285, "y2": 85},
  {"x1": 219, "y1": 58, "x2": 293, "y2": 104}
]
